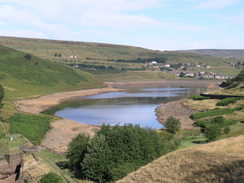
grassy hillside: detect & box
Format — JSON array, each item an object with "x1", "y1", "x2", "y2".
[
  {"x1": 0, "y1": 36, "x2": 241, "y2": 77},
  {"x1": 0, "y1": 45, "x2": 103, "y2": 99},
  {"x1": 118, "y1": 135, "x2": 244, "y2": 183},
  {"x1": 0, "y1": 45, "x2": 103, "y2": 144},
  {"x1": 181, "y1": 49, "x2": 244, "y2": 59}
]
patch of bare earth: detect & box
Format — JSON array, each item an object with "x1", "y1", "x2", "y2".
[
  {"x1": 156, "y1": 100, "x2": 198, "y2": 129},
  {"x1": 41, "y1": 119, "x2": 100, "y2": 154}
]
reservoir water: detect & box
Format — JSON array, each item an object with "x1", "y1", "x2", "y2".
[{"x1": 44, "y1": 82, "x2": 208, "y2": 129}]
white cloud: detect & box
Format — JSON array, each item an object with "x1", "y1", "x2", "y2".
[{"x1": 196, "y1": 0, "x2": 240, "y2": 9}]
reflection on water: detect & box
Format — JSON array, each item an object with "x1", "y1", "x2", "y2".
[{"x1": 44, "y1": 84, "x2": 206, "y2": 129}]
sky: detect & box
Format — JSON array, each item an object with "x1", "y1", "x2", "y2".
[{"x1": 0, "y1": 0, "x2": 243, "y2": 50}]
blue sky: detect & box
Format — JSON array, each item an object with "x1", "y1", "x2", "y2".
[{"x1": 0, "y1": 0, "x2": 243, "y2": 50}]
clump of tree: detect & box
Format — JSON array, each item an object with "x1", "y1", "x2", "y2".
[
  {"x1": 194, "y1": 116, "x2": 237, "y2": 142},
  {"x1": 66, "y1": 124, "x2": 178, "y2": 182},
  {"x1": 40, "y1": 172, "x2": 64, "y2": 183},
  {"x1": 165, "y1": 116, "x2": 181, "y2": 134},
  {"x1": 220, "y1": 70, "x2": 244, "y2": 88},
  {"x1": 24, "y1": 53, "x2": 32, "y2": 60}
]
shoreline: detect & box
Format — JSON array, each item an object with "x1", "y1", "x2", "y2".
[
  {"x1": 14, "y1": 80, "x2": 220, "y2": 153},
  {"x1": 154, "y1": 80, "x2": 220, "y2": 129},
  {"x1": 155, "y1": 99, "x2": 199, "y2": 129},
  {"x1": 15, "y1": 87, "x2": 125, "y2": 114}
]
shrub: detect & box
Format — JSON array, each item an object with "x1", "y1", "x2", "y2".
[
  {"x1": 205, "y1": 125, "x2": 222, "y2": 142},
  {"x1": 165, "y1": 116, "x2": 181, "y2": 134},
  {"x1": 224, "y1": 127, "x2": 231, "y2": 134},
  {"x1": 24, "y1": 53, "x2": 32, "y2": 60},
  {"x1": 216, "y1": 97, "x2": 242, "y2": 106},
  {"x1": 191, "y1": 95, "x2": 210, "y2": 100},
  {"x1": 40, "y1": 172, "x2": 64, "y2": 183}
]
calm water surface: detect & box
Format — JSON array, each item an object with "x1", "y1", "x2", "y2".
[{"x1": 44, "y1": 83, "x2": 207, "y2": 129}]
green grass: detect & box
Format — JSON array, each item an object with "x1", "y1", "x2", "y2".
[
  {"x1": 175, "y1": 129, "x2": 206, "y2": 149},
  {"x1": 7, "y1": 113, "x2": 52, "y2": 145},
  {"x1": 36, "y1": 150, "x2": 87, "y2": 183}
]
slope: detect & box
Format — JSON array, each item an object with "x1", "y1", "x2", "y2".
[
  {"x1": 0, "y1": 36, "x2": 237, "y2": 71},
  {"x1": 0, "y1": 45, "x2": 103, "y2": 99},
  {"x1": 118, "y1": 135, "x2": 244, "y2": 183},
  {"x1": 181, "y1": 49, "x2": 244, "y2": 59}
]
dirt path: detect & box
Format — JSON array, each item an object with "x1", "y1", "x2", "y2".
[{"x1": 156, "y1": 100, "x2": 198, "y2": 129}]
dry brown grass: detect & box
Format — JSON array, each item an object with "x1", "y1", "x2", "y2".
[
  {"x1": 22, "y1": 154, "x2": 50, "y2": 183},
  {"x1": 182, "y1": 99, "x2": 219, "y2": 110},
  {"x1": 117, "y1": 135, "x2": 244, "y2": 183}
]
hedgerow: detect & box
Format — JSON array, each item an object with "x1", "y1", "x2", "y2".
[{"x1": 216, "y1": 97, "x2": 243, "y2": 106}]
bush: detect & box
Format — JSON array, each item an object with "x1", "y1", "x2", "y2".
[
  {"x1": 216, "y1": 97, "x2": 242, "y2": 106},
  {"x1": 190, "y1": 105, "x2": 244, "y2": 119},
  {"x1": 191, "y1": 95, "x2": 210, "y2": 100},
  {"x1": 67, "y1": 125, "x2": 177, "y2": 182},
  {"x1": 224, "y1": 127, "x2": 231, "y2": 134},
  {"x1": 24, "y1": 53, "x2": 32, "y2": 60},
  {"x1": 40, "y1": 172, "x2": 64, "y2": 183},
  {"x1": 165, "y1": 116, "x2": 181, "y2": 134},
  {"x1": 205, "y1": 125, "x2": 222, "y2": 142}
]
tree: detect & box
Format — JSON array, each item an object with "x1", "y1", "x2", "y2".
[
  {"x1": 66, "y1": 134, "x2": 90, "y2": 176},
  {"x1": 212, "y1": 116, "x2": 224, "y2": 126},
  {"x1": 179, "y1": 72, "x2": 185, "y2": 77},
  {"x1": 165, "y1": 116, "x2": 181, "y2": 134},
  {"x1": 0, "y1": 84, "x2": 4, "y2": 108},
  {"x1": 204, "y1": 125, "x2": 221, "y2": 142},
  {"x1": 24, "y1": 53, "x2": 32, "y2": 60},
  {"x1": 82, "y1": 134, "x2": 113, "y2": 183},
  {"x1": 40, "y1": 172, "x2": 64, "y2": 183}
]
